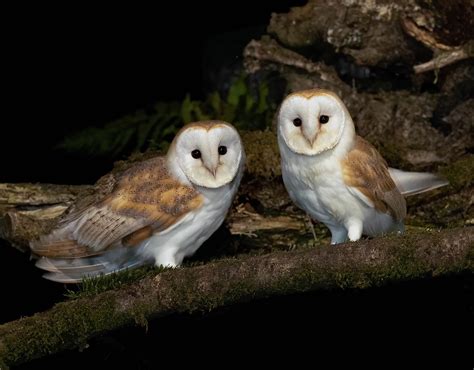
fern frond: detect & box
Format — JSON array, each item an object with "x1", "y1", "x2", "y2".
[{"x1": 58, "y1": 74, "x2": 275, "y2": 158}]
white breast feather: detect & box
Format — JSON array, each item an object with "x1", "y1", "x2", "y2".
[
  {"x1": 279, "y1": 134, "x2": 400, "y2": 243},
  {"x1": 139, "y1": 168, "x2": 242, "y2": 267}
]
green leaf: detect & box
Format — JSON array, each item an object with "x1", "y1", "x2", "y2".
[
  {"x1": 193, "y1": 104, "x2": 211, "y2": 121},
  {"x1": 227, "y1": 77, "x2": 247, "y2": 106},
  {"x1": 57, "y1": 74, "x2": 275, "y2": 159},
  {"x1": 245, "y1": 93, "x2": 255, "y2": 113},
  {"x1": 257, "y1": 83, "x2": 269, "y2": 113},
  {"x1": 209, "y1": 91, "x2": 222, "y2": 115},
  {"x1": 181, "y1": 94, "x2": 193, "y2": 123},
  {"x1": 136, "y1": 122, "x2": 156, "y2": 151}
]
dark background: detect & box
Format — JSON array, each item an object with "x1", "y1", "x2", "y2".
[
  {"x1": 2, "y1": 1, "x2": 305, "y2": 184},
  {"x1": 1, "y1": 2, "x2": 472, "y2": 367}
]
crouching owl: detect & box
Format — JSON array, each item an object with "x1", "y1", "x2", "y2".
[
  {"x1": 31, "y1": 121, "x2": 245, "y2": 282},
  {"x1": 277, "y1": 89, "x2": 447, "y2": 244}
]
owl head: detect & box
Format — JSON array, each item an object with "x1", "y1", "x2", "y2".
[
  {"x1": 277, "y1": 89, "x2": 355, "y2": 156},
  {"x1": 168, "y1": 121, "x2": 245, "y2": 188}
]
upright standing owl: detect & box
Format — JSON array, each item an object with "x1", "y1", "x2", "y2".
[
  {"x1": 277, "y1": 89, "x2": 447, "y2": 244},
  {"x1": 31, "y1": 121, "x2": 245, "y2": 282}
]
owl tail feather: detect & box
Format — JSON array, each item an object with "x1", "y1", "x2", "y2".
[
  {"x1": 388, "y1": 168, "x2": 449, "y2": 197},
  {"x1": 29, "y1": 220, "x2": 100, "y2": 259},
  {"x1": 35, "y1": 248, "x2": 149, "y2": 283}
]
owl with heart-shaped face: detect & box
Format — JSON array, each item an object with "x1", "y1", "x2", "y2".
[
  {"x1": 277, "y1": 89, "x2": 447, "y2": 244},
  {"x1": 31, "y1": 121, "x2": 245, "y2": 282}
]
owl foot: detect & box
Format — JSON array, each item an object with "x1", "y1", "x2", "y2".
[
  {"x1": 346, "y1": 219, "x2": 363, "y2": 242},
  {"x1": 329, "y1": 227, "x2": 348, "y2": 245},
  {"x1": 154, "y1": 250, "x2": 179, "y2": 268}
]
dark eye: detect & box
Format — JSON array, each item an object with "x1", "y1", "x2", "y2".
[
  {"x1": 191, "y1": 149, "x2": 201, "y2": 159},
  {"x1": 319, "y1": 115, "x2": 329, "y2": 124},
  {"x1": 293, "y1": 118, "x2": 302, "y2": 127},
  {"x1": 218, "y1": 146, "x2": 227, "y2": 155}
]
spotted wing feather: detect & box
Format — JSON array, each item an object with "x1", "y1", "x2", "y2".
[{"x1": 31, "y1": 156, "x2": 203, "y2": 281}]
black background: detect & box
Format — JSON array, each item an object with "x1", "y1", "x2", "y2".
[{"x1": 2, "y1": 1, "x2": 305, "y2": 184}]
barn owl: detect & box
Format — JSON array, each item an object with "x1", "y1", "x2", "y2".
[
  {"x1": 31, "y1": 121, "x2": 245, "y2": 283},
  {"x1": 277, "y1": 89, "x2": 448, "y2": 244}
]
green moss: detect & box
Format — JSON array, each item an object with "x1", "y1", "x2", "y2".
[
  {"x1": 129, "y1": 302, "x2": 150, "y2": 329},
  {"x1": 440, "y1": 155, "x2": 474, "y2": 191},
  {"x1": 375, "y1": 141, "x2": 413, "y2": 169},
  {"x1": 240, "y1": 130, "x2": 281, "y2": 178},
  {"x1": 402, "y1": 155, "x2": 474, "y2": 228},
  {"x1": 64, "y1": 265, "x2": 168, "y2": 299},
  {"x1": 407, "y1": 190, "x2": 472, "y2": 230},
  {"x1": 1, "y1": 227, "x2": 471, "y2": 367},
  {"x1": 277, "y1": 229, "x2": 469, "y2": 294},
  {"x1": 183, "y1": 229, "x2": 463, "y2": 312},
  {"x1": 0, "y1": 358, "x2": 9, "y2": 370},
  {"x1": 0, "y1": 294, "x2": 129, "y2": 366}
]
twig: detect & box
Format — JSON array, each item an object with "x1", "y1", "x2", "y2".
[
  {"x1": 402, "y1": 17, "x2": 473, "y2": 74},
  {"x1": 414, "y1": 46, "x2": 472, "y2": 74},
  {"x1": 401, "y1": 17, "x2": 454, "y2": 51}
]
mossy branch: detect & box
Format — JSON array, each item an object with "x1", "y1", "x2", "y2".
[
  {"x1": 0, "y1": 183, "x2": 92, "y2": 253},
  {"x1": 0, "y1": 227, "x2": 472, "y2": 367}
]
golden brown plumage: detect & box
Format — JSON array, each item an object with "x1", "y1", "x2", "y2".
[
  {"x1": 278, "y1": 88, "x2": 447, "y2": 244},
  {"x1": 32, "y1": 120, "x2": 246, "y2": 283},
  {"x1": 342, "y1": 136, "x2": 406, "y2": 221},
  {"x1": 286, "y1": 89, "x2": 339, "y2": 100},
  {"x1": 31, "y1": 156, "x2": 203, "y2": 259}
]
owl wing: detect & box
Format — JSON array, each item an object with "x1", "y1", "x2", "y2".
[
  {"x1": 341, "y1": 136, "x2": 406, "y2": 221},
  {"x1": 31, "y1": 156, "x2": 203, "y2": 259}
]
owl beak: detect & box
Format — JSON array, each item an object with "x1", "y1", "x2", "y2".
[
  {"x1": 302, "y1": 123, "x2": 318, "y2": 148},
  {"x1": 303, "y1": 131, "x2": 317, "y2": 147},
  {"x1": 203, "y1": 155, "x2": 219, "y2": 178},
  {"x1": 208, "y1": 167, "x2": 217, "y2": 177},
  {"x1": 302, "y1": 122, "x2": 319, "y2": 148},
  {"x1": 304, "y1": 135, "x2": 316, "y2": 147}
]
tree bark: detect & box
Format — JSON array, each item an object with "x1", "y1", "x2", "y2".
[
  {"x1": 0, "y1": 182, "x2": 304, "y2": 254},
  {"x1": 0, "y1": 226, "x2": 472, "y2": 367},
  {"x1": 244, "y1": 1, "x2": 473, "y2": 168},
  {"x1": 0, "y1": 183, "x2": 91, "y2": 252}
]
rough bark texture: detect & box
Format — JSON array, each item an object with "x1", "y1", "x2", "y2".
[
  {"x1": 0, "y1": 226, "x2": 472, "y2": 367},
  {"x1": 0, "y1": 180, "x2": 302, "y2": 253},
  {"x1": 0, "y1": 184, "x2": 92, "y2": 252},
  {"x1": 244, "y1": 0, "x2": 473, "y2": 169},
  {"x1": 244, "y1": 38, "x2": 473, "y2": 168},
  {"x1": 413, "y1": 40, "x2": 474, "y2": 73},
  {"x1": 267, "y1": 0, "x2": 473, "y2": 66},
  {"x1": 1, "y1": 154, "x2": 472, "y2": 255}
]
